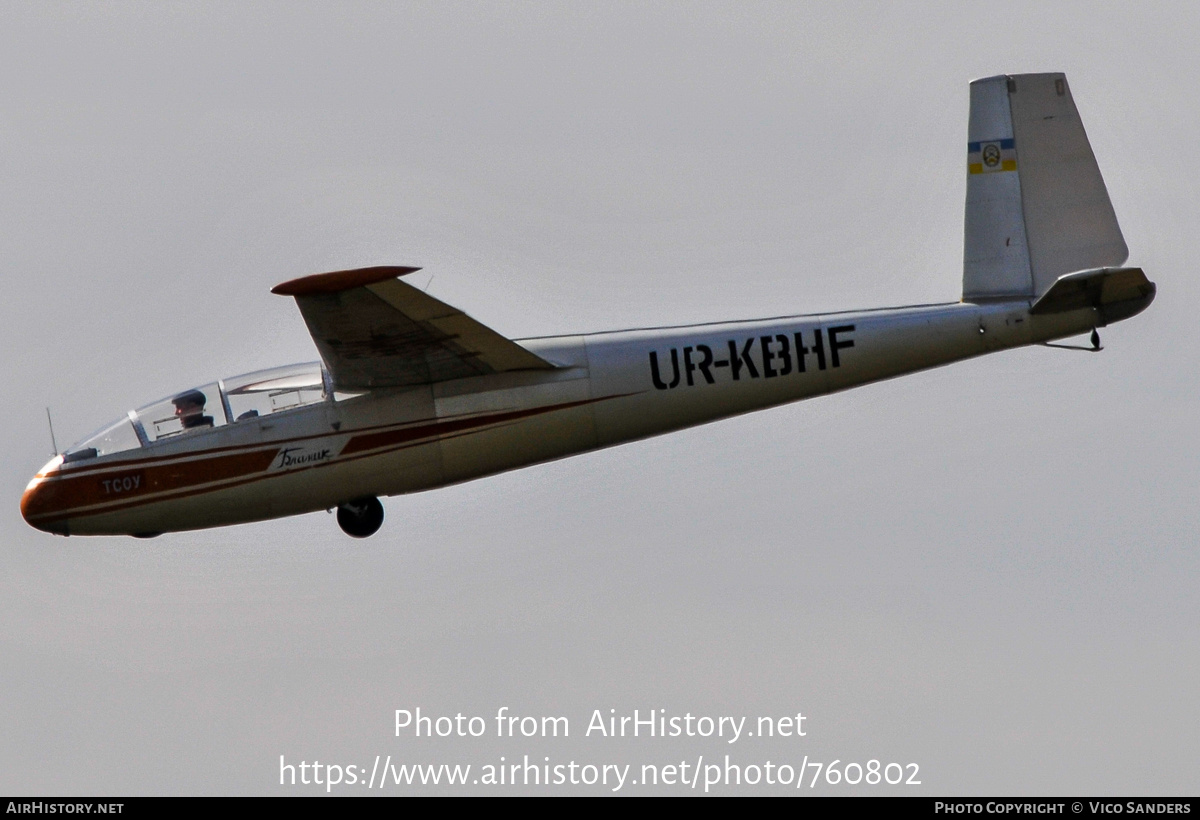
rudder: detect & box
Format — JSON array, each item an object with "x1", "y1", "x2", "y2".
[{"x1": 962, "y1": 73, "x2": 1128, "y2": 301}]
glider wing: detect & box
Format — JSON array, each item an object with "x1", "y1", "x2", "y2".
[{"x1": 272, "y1": 266, "x2": 555, "y2": 390}]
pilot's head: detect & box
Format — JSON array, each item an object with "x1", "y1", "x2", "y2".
[{"x1": 172, "y1": 390, "x2": 208, "y2": 428}]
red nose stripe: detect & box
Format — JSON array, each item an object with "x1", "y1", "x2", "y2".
[
  {"x1": 21, "y1": 449, "x2": 279, "y2": 522},
  {"x1": 23, "y1": 393, "x2": 632, "y2": 526}
]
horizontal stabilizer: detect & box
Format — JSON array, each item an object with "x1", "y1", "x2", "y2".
[{"x1": 1029, "y1": 266, "x2": 1155, "y2": 322}]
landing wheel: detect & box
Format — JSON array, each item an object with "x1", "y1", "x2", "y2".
[{"x1": 337, "y1": 496, "x2": 384, "y2": 538}]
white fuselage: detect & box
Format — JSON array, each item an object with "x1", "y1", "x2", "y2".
[{"x1": 21, "y1": 299, "x2": 1096, "y2": 536}]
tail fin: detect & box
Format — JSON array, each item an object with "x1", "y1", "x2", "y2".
[{"x1": 962, "y1": 73, "x2": 1128, "y2": 301}]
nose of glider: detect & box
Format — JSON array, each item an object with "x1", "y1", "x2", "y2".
[{"x1": 21, "y1": 456, "x2": 69, "y2": 535}]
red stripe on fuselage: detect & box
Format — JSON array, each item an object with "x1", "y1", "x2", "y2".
[
  {"x1": 24, "y1": 394, "x2": 626, "y2": 526},
  {"x1": 339, "y1": 396, "x2": 606, "y2": 456}
]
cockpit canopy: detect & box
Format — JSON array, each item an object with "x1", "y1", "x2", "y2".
[{"x1": 63, "y1": 362, "x2": 327, "y2": 462}]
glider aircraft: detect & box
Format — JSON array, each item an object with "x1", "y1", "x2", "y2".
[{"x1": 22, "y1": 73, "x2": 1155, "y2": 538}]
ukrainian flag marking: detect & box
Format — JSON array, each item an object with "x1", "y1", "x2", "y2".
[{"x1": 968, "y1": 138, "x2": 1017, "y2": 174}]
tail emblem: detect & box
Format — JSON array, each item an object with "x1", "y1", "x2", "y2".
[{"x1": 968, "y1": 138, "x2": 1017, "y2": 174}]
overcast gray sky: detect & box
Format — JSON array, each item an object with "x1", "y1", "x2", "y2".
[{"x1": 2, "y1": 1, "x2": 1197, "y2": 795}]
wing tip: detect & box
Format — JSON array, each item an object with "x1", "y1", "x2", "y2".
[{"x1": 271, "y1": 266, "x2": 422, "y2": 296}]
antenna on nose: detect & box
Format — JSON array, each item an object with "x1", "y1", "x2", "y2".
[{"x1": 46, "y1": 407, "x2": 59, "y2": 456}]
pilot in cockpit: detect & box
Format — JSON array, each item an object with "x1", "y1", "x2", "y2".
[{"x1": 172, "y1": 389, "x2": 214, "y2": 431}]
